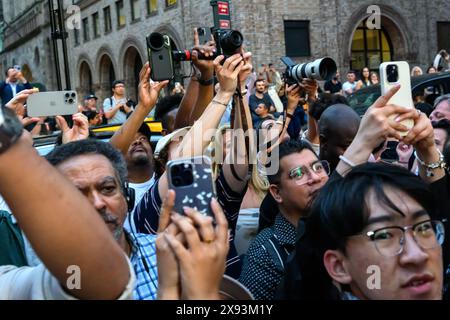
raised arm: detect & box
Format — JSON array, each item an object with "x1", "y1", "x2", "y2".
[
  {"x1": 109, "y1": 63, "x2": 168, "y2": 155},
  {"x1": 0, "y1": 107, "x2": 131, "y2": 299}
]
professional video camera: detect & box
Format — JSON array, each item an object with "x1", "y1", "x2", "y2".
[{"x1": 280, "y1": 56, "x2": 337, "y2": 85}]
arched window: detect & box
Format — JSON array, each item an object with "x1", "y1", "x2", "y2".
[{"x1": 350, "y1": 19, "x2": 393, "y2": 71}]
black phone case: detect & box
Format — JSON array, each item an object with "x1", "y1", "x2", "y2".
[
  {"x1": 167, "y1": 156, "x2": 216, "y2": 218},
  {"x1": 147, "y1": 35, "x2": 174, "y2": 81}
]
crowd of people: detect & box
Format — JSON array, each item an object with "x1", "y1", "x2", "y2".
[{"x1": 1, "y1": 32, "x2": 450, "y2": 301}]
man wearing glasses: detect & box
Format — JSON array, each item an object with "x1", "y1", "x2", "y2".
[
  {"x1": 103, "y1": 80, "x2": 134, "y2": 125},
  {"x1": 239, "y1": 140, "x2": 330, "y2": 300}
]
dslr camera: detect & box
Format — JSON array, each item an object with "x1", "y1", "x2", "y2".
[{"x1": 280, "y1": 56, "x2": 337, "y2": 85}]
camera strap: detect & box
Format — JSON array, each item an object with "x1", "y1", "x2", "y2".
[{"x1": 229, "y1": 81, "x2": 253, "y2": 180}]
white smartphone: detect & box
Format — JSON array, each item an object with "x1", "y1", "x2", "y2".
[
  {"x1": 27, "y1": 91, "x2": 78, "y2": 117},
  {"x1": 379, "y1": 61, "x2": 414, "y2": 136}
]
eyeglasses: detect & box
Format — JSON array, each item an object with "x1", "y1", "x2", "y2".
[
  {"x1": 288, "y1": 160, "x2": 330, "y2": 185},
  {"x1": 360, "y1": 219, "x2": 445, "y2": 257}
]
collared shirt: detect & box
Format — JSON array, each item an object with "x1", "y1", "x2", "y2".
[
  {"x1": 239, "y1": 214, "x2": 297, "y2": 300},
  {"x1": 103, "y1": 96, "x2": 128, "y2": 124},
  {"x1": 126, "y1": 231, "x2": 158, "y2": 300},
  {"x1": 9, "y1": 82, "x2": 18, "y2": 97}
]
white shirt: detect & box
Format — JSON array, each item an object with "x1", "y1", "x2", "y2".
[
  {"x1": 9, "y1": 82, "x2": 18, "y2": 97},
  {"x1": 124, "y1": 175, "x2": 156, "y2": 233},
  {"x1": 0, "y1": 256, "x2": 135, "y2": 300},
  {"x1": 342, "y1": 81, "x2": 357, "y2": 97}
]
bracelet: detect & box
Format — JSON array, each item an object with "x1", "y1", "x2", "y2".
[
  {"x1": 198, "y1": 77, "x2": 214, "y2": 86},
  {"x1": 414, "y1": 149, "x2": 447, "y2": 177},
  {"x1": 212, "y1": 99, "x2": 229, "y2": 107},
  {"x1": 339, "y1": 155, "x2": 356, "y2": 168}
]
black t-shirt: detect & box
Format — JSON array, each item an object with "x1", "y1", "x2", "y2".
[
  {"x1": 324, "y1": 80, "x2": 342, "y2": 94},
  {"x1": 249, "y1": 93, "x2": 274, "y2": 122}
]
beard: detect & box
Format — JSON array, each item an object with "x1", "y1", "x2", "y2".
[
  {"x1": 131, "y1": 153, "x2": 150, "y2": 166},
  {"x1": 100, "y1": 212, "x2": 123, "y2": 241}
]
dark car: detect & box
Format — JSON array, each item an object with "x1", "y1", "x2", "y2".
[{"x1": 347, "y1": 71, "x2": 450, "y2": 116}]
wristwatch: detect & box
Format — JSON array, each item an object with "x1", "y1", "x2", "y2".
[{"x1": 0, "y1": 106, "x2": 23, "y2": 154}]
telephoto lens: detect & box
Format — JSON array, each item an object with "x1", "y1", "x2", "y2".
[{"x1": 289, "y1": 57, "x2": 337, "y2": 81}]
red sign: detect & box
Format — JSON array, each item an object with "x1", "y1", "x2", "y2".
[
  {"x1": 218, "y1": 1, "x2": 229, "y2": 15},
  {"x1": 219, "y1": 20, "x2": 231, "y2": 29}
]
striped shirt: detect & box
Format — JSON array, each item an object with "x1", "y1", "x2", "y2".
[{"x1": 126, "y1": 231, "x2": 158, "y2": 300}]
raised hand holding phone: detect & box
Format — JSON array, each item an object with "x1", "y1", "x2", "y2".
[{"x1": 379, "y1": 61, "x2": 414, "y2": 136}]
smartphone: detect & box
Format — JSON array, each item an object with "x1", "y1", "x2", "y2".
[
  {"x1": 27, "y1": 91, "x2": 78, "y2": 117},
  {"x1": 197, "y1": 27, "x2": 212, "y2": 45},
  {"x1": 166, "y1": 155, "x2": 216, "y2": 218},
  {"x1": 379, "y1": 61, "x2": 414, "y2": 136},
  {"x1": 13, "y1": 65, "x2": 21, "y2": 72},
  {"x1": 146, "y1": 32, "x2": 174, "y2": 81}
]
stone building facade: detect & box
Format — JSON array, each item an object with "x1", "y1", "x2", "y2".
[{"x1": 1, "y1": 0, "x2": 449, "y2": 104}]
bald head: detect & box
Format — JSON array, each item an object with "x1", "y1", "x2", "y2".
[{"x1": 319, "y1": 104, "x2": 360, "y2": 172}]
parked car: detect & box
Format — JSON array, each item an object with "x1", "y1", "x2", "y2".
[
  {"x1": 33, "y1": 120, "x2": 163, "y2": 156},
  {"x1": 347, "y1": 71, "x2": 450, "y2": 116}
]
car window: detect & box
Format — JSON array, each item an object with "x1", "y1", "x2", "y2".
[{"x1": 413, "y1": 81, "x2": 446, "y2": 106}]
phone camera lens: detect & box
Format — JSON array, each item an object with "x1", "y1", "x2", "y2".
[
  {"x1": 71, "y1": 92, "x2": 76, "y2": 98},
  {"x1": 68, "y1": 98, "x2": 74, "y2": 104},
  {"x1": 173, "y1": 177, "x2": 183, "y2": 187},
  {"x1": 65, "y1": 93, "x2": 70, "y2": 98}
]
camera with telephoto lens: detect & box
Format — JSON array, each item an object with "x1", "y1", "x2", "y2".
[
  {"x1": 169, "y1": 29, "x2": 243, "y2": 62},
  {"x1": 280, "y1": 56, "x2": 337, "y2": 85}
]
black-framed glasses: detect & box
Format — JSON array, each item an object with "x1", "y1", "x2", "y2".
[
  {"x1": 362, "y1": 219, "x2": 446, "y2": 257},
  {"x1": 288, "y1": 160, "x2": 330, "y2": 185}
]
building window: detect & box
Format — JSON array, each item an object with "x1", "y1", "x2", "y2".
[
  {"x1": 284, "y1": 20, "x2": 310, "y2": 57},
  {"x1": 82, "y1": 17, "x2": 89, "y2": 42},
  {"x1": 74, "y1": 28, "x2": 80, "y2": 46},
  {"x1": 147, "y1": 0, "x2": 157, "y2": 14},
  {"x1": 131, "y1": 0, "x2": 141, "y2": 21},
  {"x1": 104, "y1": 6, "x2": 112, "y2": 33},
  {"x1": 166, "y1": 0, "x2": 177, "y2": 8},
  {"x1": 116, "y1": 0, "x2": 126, "y2": 27},
  {"x1": 350, "y1": 19, "x2": 392, "y2": 71},
  {"x1": 92, "y1": 12, "x2": 100, "y2": 38},
  {"x1": 437, "y1": 22, "x2": 450, "y2": 53}
]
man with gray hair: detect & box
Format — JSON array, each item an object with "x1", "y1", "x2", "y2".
[{"x1": 430, "y1": 94, "x2": 450, "y2": 123}]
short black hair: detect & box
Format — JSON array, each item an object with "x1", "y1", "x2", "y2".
[
  {"x1": 82, "y1": 110, "x2": 98, "y2": 121},
  {"x1": 154, "y1": 94, "x2": 182, "y2": 121},
  {"x1": 281, "y1": 162, "x2": 436, "y2": 300},
  {"x1": 267, "y1": 140, "x2": 316, "y2": 185},
  {"x1": 347, "y1": 70, "x2": 356, "y2": 75},
  {"x1": 309, "y1": 93, "x2": 349, "y2": 121},
  {"x1": 111, "y1": 80, "x2": 125, "y2": 89},
  {"x1": 254, "y1": 78, "x2": 265, "y2": 87},
  {"x1": 46, "y1": 139, "x2": 128, "y2": 187},
  {"x1": 5, "y1": 67, "x2": 15, "y2": 76}
]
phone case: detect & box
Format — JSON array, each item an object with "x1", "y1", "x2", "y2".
[
  {"x1": 27, "y1": 91, "x2": 78, "y2": 117},
  {"x1": 147, "y1": 34, "x2": 174, "y2": 81},
  {"x1": 379, "y1": 61, "x2": 414, "y2": 136},
  {"x1": 166, "y1": 156, "x2": 216, "y2": 218}
]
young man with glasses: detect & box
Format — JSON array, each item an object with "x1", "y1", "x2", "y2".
[
  {"x1": 103, "y1": 80, "x2": 134, "y2": 125},
  {"x1": 281, "y1": 163, "x2": 446, "y2": 300},
  {"x1": 239, "y1": 140, "x2": 330, "y2": 300}
]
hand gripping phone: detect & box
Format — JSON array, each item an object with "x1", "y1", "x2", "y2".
[
  {"x1": 166, "y1": 155, "x2": 217, "y2": 218},
  {"x1": 26, "y1": 91, "x2": 78, "y2": 117},
  {"x1": 379, "y1": 61, "x2": 414, "y2": 136},
  {"x1": 147, "y1": 32, "x2": 175, "y2": 81}
]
